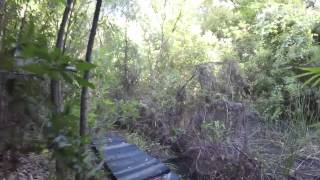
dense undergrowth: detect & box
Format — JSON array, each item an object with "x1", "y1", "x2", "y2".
[{"x1": 1, "y1": 0, "x2": 320, "y2": 179}]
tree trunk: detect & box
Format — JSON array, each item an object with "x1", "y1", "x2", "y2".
[
  {"x1": 154, "y1": 0, "x2": 167, "y2": 79},
  {"x1": 51, "y1": 0, "x2": 73, "y2": 178},
  {"x1": 51, "y1": 0, "x2": 73, "y2": 114},
  {"x1": 17, "y1": 4, "x2": 27, "y2": 43},
  {"x1": 80, "y1": 0, "x2": 102, "y2": 137},
  {"x1": 124, "y1": 17, "x2": 129, "y2": 99},
  {"x1": 78, "y1": 1, "x2": 101, "y2": 178},
  {"x1": 63, "y1": 0, "x2": 76, "y2": 54},
  {"x1": 0, "y1": 0, "x2": 6, "y2": 52}
]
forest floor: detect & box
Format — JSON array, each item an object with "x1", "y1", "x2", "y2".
[
  {"x1": 0, "y1": 131, "x2": 177, "y2": 180},
  {"x1": 0, "y1": 151, "x2": 52, "y2": 180},
  {"x1": 1, "y1": 120, "x2": 320, "y2": 180}
]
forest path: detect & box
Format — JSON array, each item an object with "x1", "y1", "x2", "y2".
[{"x1": 92, "y1": 132, "x2": 179, "y2": 180}]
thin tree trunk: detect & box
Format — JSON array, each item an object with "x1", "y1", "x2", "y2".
[
  {"x1": 155, "y1": 0, "x2": 167, "y2": 75},
  {"x1": 124, "y1": 17, "x2": 129, "y2": 99},
  {"x1": 80, "y1": 0, "x2": 102, "y2": 137},
  {"x1": 63, "y1": 0, "x2": 76, "y2": 54},
  {"x1": 17, "y1": 4, "x2": 28, "y2": 43},
  {"x1": 51, "y1": 0, "x2": 73, "y2": 114},
  {"x1": 0, "y1": 0, "x2": 6, "y2": 52},
  {"x1": 77, "y1": 1, "x2": 101, "y2": 178},
  {"x1": 51, "y1": 0, "x2": 73, "y2": 178}
]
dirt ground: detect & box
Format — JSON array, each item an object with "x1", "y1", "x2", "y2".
[{"x1": 0, "y1": 151, "x2": 51, "y2": 180}]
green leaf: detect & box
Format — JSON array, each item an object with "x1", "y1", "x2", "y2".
[
  {"x1": 61, "y1": 55, "x2": 72, "y2": 64},
  {"x1": 36, "y1": 49, "x2": 51, "y2": 61},
  {"x1": 75, "y1": 61, "x2": 96, "y2": 71},
  {"x1": 298, "y1": 67, "x2": 320, "y2": 87},
  {"x1": 303, "y1": 74, "x2": 320, "y2": 87},
  {"x1": 50, "y1": 48, "x2": 63, "y2": 62},
  {"x1": 300, "y1": 67, "x2": 320, "y2": 74},
  {"x1": 294, "y1": 72, "x2": 313, "y2": 78},
  {"x1": 61, "y1": 72, "x2": 74, "y2": 84},
  {"x1": 312, "y1": 77, "x2": 320, "y2": 87},
  {"x1": 63, "y1": 114, "x2": 79, "y2": 122},
  {"x1": 21, "y1": 46, "x2": 37, "y2": 58},
  {"x1": 22, "y1": 45, "x2": 50, "y2": 61},
  {"x1": 47, "y1": 70, "x2": 61, "y2": 80},
  {"x1": 21, "y1": 63, "x2": 52, "y2": 74},
  {"x1": 75, "y1": 76, "x2": 95, "y2": 88},
  {"x1": 57, "y1": 0, "x2": 67, "y2": 6},
  {"x1": 0, "y1": 59, "x2": 15, "y2": 70}
]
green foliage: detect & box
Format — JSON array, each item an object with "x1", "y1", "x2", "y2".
[
  {"x1": 51, "y1": 134, "x2": 92, "y2": 175},
  {"x1": 19, "y1": 45, "x2": 96, "y2": 88},
  {"x1": 125, "y1": 132, "x2": 152, "y2": 151},
  {"x1": 46, "y1": 100, "x2": 102, "y2": 176},
  {"x1": 201, "y1": 121, "x2": 227, "y2": 141},
  {"x1": 255, "y1": 87, "x2": 284, "y2": 122},
  {"x1": 75, "y1": 61, "x2": 97, "y2": 71},
  {"x1": 0, "y1": 0, "x2": 99, "y2": 177},
  {"x1": 95, "y1": 99, "x2": 140, "y2": 130},
  {"x1": 3, "y1": 0, "x2": 320, "y2": 178},
  {"x1": 297, "y1": 67, "x2": 320, "y2": 87},
  {"x1": 111, "y1": 99, "x2": 140, "y2": 130}
]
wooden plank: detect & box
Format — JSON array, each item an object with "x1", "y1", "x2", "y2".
[{"x1": 94, "y1": 132, "x2": 179, "y2": 180}]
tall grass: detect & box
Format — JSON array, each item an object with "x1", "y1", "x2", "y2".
[{"x1": 251, "y1": 95, "x2": 320, "y2": 179}]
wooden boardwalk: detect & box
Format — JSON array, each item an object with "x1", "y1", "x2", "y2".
[{"x1": 92, "y1": 133, "x2": 179, "y2": 180}]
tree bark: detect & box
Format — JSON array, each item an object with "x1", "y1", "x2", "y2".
[
  {"x1": 51, "y1": 0, "x2": 73, "y2": 178},
  {"x1": 80, "y1": 0, "x2": 102, "y2": 137},
  {"x1": 17, "y1": 4, "x2": 28, "y2": 43},
  {"x1": 77, "y1": 2, "x2": 101, "y2": 178},
  {"x1": 63, "y1": 0, "x2": 76, "y2": 54},
  {"x1": 51, "y1": 0, "x2": 73, "y2": 114},
  {"x1": 124, "y1": 17, "x2": 129, "y2": 99},
  {"x1": 155, "y1": 0, "x2": 167, "y2": 76},
  {"x1": 0, "y1": 0, "x2": 6, "y2": 52}
]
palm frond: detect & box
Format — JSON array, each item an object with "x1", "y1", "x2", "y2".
[{"x1": 297, "y1": 67, "x2": 320, "y2": 87}]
